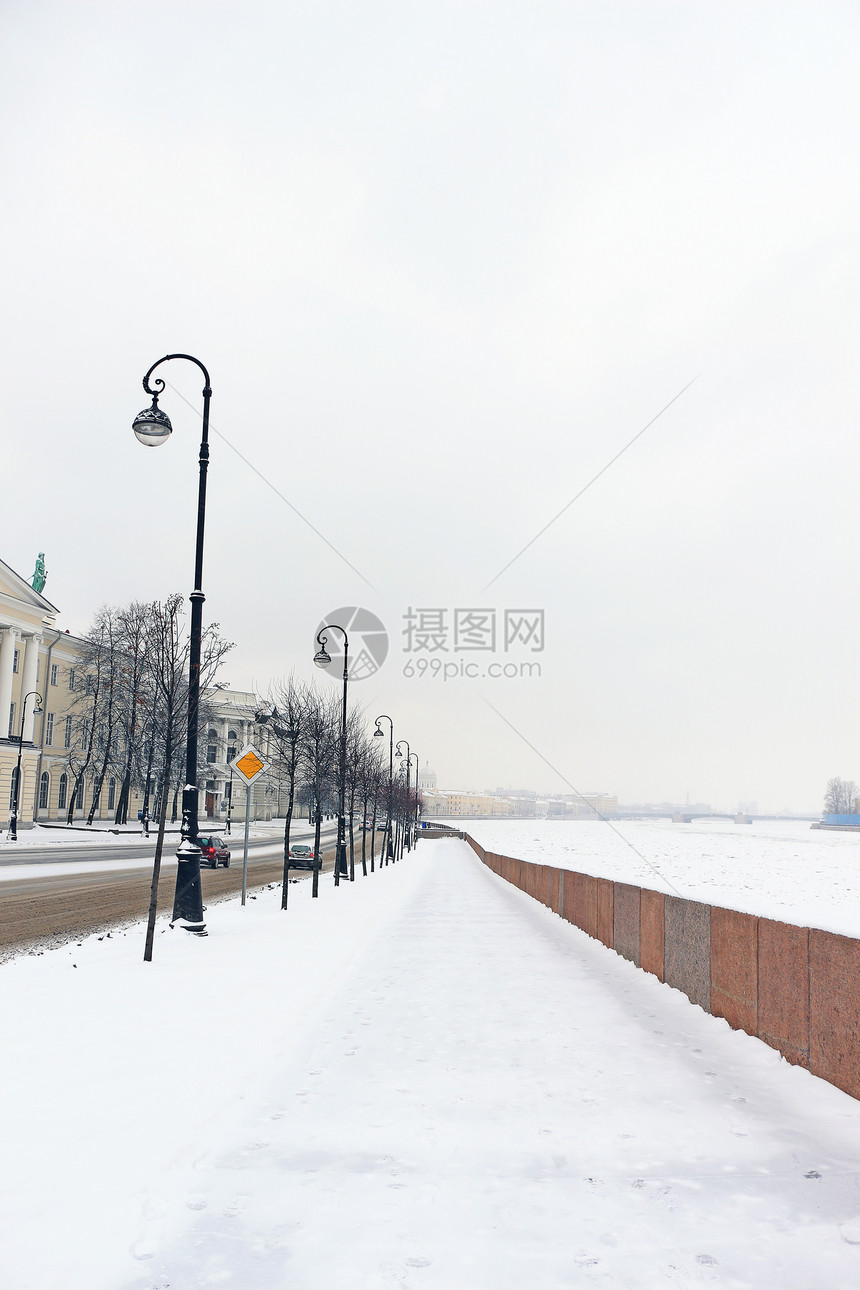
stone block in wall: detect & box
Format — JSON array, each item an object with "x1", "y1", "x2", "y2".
[
  {"x1": 560, "y1": 871, "x2": 576, "y2": 924},
  {"x1": 613, "y1": 883, "x2": 641, "y2": 967},
  {"x1": 573, "y1": 873, "x2": 598, "y2": 937},
  {"x1": 810, "y1": 929, "x2": 860, "y2": 1100},
  {"x1": 757, "y1": 918, "x2": 809, "y2": 1069},
  {"x1": 664, "y1": 896, "x2": 711, "y2": 1012},
  {"x1": 640, "y1": 889, "x2": 665, "y2": 980},
  {"x1": 597, "y1": 879, "x2": 614, "y2": 948},
  {"x1": 710, "y1": 907, "x2": 758, "y2": 1036}
]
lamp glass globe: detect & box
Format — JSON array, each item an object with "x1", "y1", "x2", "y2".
[{"x1": 133, "y1": 404, "x2": 173, "y2": 447}]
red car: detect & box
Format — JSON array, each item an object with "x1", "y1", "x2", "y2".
[{"x1": 198, "y1": 835, "x2": 231, "y2": 868}]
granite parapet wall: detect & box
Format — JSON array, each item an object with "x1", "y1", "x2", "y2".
[{"x1": 464, "y1": 833, "x2": 860, "y2": 1104}]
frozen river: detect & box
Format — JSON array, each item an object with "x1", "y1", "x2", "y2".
[{"x1": 464, "y1": 817, "x2": 860, "y2": 938}]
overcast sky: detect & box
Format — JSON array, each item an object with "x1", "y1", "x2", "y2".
[{"x1": 3, "y1": 1, "x2": 859, "y2": 811}]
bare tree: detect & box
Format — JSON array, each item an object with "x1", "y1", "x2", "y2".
[
  {"x1": 85, "y1": 607, "x2": 125, "y2": 826},
  {"x1": 356, "y1": 738, "x2": 386, "y2": 876},
  {"x1": 65, "y1": 622, "x2": 110, "y2": 823},
  {"x1": 299, "y1": 690, "x2": 339, "y2": 899},
  {"x1": 113, "y1": 601, "x2": 152, "y2": 824},
  {"x1": 258, "y1": 675, "x2": 309, "y2": 909},
  {"x1": 824, "y1": 777, "x2": 858, "y2": 815}
]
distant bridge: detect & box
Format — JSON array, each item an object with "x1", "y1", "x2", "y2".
[
  {"x1": 423, "y1": 812, "x2": 820, "y2": 825},
  {"x1": 617, "y1": 812, "x2": 820, "y2": 824}
]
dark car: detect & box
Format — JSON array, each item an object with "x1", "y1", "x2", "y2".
[
  {"x1": 198, "y1": 835, "x2": 230, "y2": 868},
  {"x1": 288, "y1": 843, "x2": 317, "y2": 870}
]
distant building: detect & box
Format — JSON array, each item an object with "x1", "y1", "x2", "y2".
[
  {"x1": 420, "y1": 788, "x2": 617, "y2": 819},
  {"x1": 418, "y1": 761, "x2": 437, "y2": 791},
  {"x1": 421, "y1": 790, "x2": 511, "y2": 818}
]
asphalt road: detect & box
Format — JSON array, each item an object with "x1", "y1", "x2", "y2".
[
  {"x1": 0, "y1": 822, "x2": 328, "y2": 868},
  {"x1": 0, "y1": 827, "x2": 353, "y2": 958}
]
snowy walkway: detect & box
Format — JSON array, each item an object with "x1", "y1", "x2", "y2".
[{"x1": 4, "y1": 840, "x2": 860, "y2": 1288}]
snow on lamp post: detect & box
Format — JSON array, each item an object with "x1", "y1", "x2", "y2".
[
  {"x1": 8, "y1": 691, "x2": 42, "y2": 842},
  {"x1": 406, "y1": 750, "x2": 419, "y2": 847},
  {"x1": 314, "y1": 624, "x2": 351, "y2": 884},
  {"x1": 133, "y1": 353, "x2": 211, "y2": 936},
  {"x1": 373, "y1": 714, "x2": 394, "y2": 864},
  {"x1": 396, "y1": 739, "x2": 412, "y2": 854}
]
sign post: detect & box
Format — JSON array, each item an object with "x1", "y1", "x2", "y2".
[{"x1": 229, "y1": 743, "x2": 269, "y2": 907}]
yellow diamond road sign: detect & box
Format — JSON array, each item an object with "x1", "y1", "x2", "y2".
[{"x1": 230, "y1": 743, "x2": 269, "y2": 786}]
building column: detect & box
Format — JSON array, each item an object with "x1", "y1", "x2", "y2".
[
  {"x1": 0, "y1": 627, "x2": 20, "y2": 739},
  {"x1": 20, "y1": 634, "x2": 42, "y2": 742}
]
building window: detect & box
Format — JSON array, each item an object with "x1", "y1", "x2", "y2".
[
  {"x1": 64, "y1": 716, "x2": 72, "y2": 748},
  {"x1": 68, "y1": 669, "x2": 75, "y2": 691},
  {"x1": 227, "y1": 730, "x2": 238, "y2": 761},
  {"x1": 8, "y1": 703, "x2": 15, "y2": 738},
  {"x1": 58, "y1": 773, "x2": 68, "y2": 811},
  {"x1": 39, "y1": 772, "x2": 49, "y2": 810},
  {"x1": 207, "y1": 730, "x2": 218, "y2": 764},
  {"x1": 50, "y1": 664, "x2": 58, "y2": 686},
  {"x1": 12, "y1": 649, "x2": 19, "y2": 674},
  {"x1": 108, "y1": 778, "x2": 116, "y2": 811},
  {"x1": 75, "y1": 779, "x2": 84, "y2": 809},
  {"x1": 45, "y1": 713, "x2": 54, "y2": 745},
  {"x1": 9, "y1": 766, "x2": 19, "y2": 811}
]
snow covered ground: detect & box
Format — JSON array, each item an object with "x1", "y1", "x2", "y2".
[
  {"x1": 3, "y1": 838, "x2": 860, "y2": 1288},
  {"x1": 466, "y1": 818, "x2": 860, "y2": 937}
]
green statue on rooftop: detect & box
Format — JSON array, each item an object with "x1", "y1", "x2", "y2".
[{"x1": 31, "y1": 552, "x2": 47, "y2": 594}]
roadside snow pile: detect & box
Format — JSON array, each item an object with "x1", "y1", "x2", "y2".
[
  {"x1": 468, "y1": 817, "x2": 860, "y2": 936},
  {"x1": 2, "y1": 839, "x2": 860, "y2": 1289}
]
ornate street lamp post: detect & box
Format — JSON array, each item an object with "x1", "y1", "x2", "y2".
[
  {"x1": 314, "y1": 624, "x2": 350, "y2": 884},
  {"x1": 373, "y1": 714, "x2": 394, "y2": 864},
  {"x1": 8, "y1": 691, "x2": 42, "y2": 842},
  {"x1": 133, "y1": 353, "x2": 211, "y2": 935},
  {"x1": 407, "y1": 750, "x2": 419, "y2": 846},
  {"x1": 396, "y1": 739, "x2": 412, "y2": 853}
]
